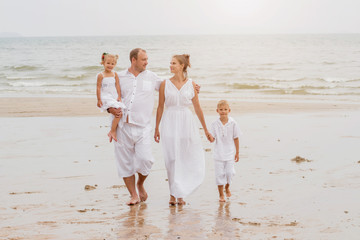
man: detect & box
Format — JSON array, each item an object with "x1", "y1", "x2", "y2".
[{"x1": 109, "y1": 48, "x2": 199, "y2": 205}]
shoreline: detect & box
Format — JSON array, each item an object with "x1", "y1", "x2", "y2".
[{"x1": 1, "y1": 97, "x2": 360, "y2": 117}]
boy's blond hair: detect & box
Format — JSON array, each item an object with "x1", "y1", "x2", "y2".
[{"x1": 217, "y1": 100, "x2": 230, "y2": 109}]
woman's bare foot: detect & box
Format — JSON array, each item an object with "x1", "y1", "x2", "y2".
[
  {"x1": 177, "y1": 198, "x2": 186, "y2": 205},
  {"x1": 107, "y1": 131, "x2": 117, "y2": 142},
  {"x1": 137, "y1": 182, "x2": 148, "y2": 202},
  {"x1": 169, "y1": 195, "x2": 176, "y2": 205},
  {"x1": 126, "y1": 196, "x2": 140, "y2": 205}
]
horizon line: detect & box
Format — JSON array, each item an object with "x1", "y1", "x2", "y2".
[{"x1": 1, "y1": 32, "x2": 360, "y2": 38}]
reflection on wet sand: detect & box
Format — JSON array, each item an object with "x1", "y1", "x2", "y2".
[
  {"x1": 114, "y1": 203, "x2": 161, "y2": 239},
  {"x1": 166, "y1": 205, "x2": 207, "y2": 239},
  {"x1": 209, "y1": 202, "x2": 240, "y2": 239}
]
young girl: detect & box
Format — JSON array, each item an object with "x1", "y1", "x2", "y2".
[{"x1": 96, "y1": 53, "x2": 126, "y2": 143}]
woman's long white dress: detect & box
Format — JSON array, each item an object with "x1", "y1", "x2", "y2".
[{"x1": 160, "y1": 79, "x2": 205, "y2": 198}]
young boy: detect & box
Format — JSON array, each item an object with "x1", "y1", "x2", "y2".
[{"x1": 209, "y1": 100, "x2": 242, "y2": 202}]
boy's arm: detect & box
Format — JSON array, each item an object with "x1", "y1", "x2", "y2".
[{"x1": 234, "y1": 138, "x2": 239, "y2": 162}]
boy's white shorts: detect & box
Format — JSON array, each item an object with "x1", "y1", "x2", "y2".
[
  {"x1": 114, "y1": 123, "x2": 154, "y2": 178},
  {"x1": 214, "y1": 160, "x2": 235, "y2": 186}
]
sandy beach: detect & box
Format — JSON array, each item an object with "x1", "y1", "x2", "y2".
[{"x1": 1, "y1": 97, "x2": 360, "y2": 239}]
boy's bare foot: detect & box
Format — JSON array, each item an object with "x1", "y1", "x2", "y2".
[
  {"x1": 225, "y1": 188, "x2": 231, "y2": 198},
  {"x1": 169, "y1": 195, "x2": 176, "y2": 205},
  {"x1": 126, "y1": 196, "x2": 140, "y2": 205},
  {"x1": 137, "y1": 182, "x2": 148, "y2": 202},
  {"x1": 219, "y1": 196, "x2": 226, "y2": 202},
  {"x1": 107, "y1": 131, "x2": 118, "y2": 143},
  {"x1": 177, "y1": 198, "x2": 186, "y2": 205}
]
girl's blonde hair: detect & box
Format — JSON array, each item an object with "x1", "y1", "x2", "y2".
[
  {"x1": 100, "y1": 52, "x2": 119, "y2": 65},
  {"x1": 173, "y1": 54, "x2": 191, "y2": 79}
]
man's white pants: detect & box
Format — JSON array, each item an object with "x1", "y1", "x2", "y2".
[
  {"x1": 214, "y1": 160, "x2": 235, "y2": 186},
  {"x1": 114, "y1": 123, "x2": 154, "y2": 178}
]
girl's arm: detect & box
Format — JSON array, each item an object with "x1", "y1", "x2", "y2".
[
  {"x1": 115, "y1": 72, "x2": 121, "y2": 101},
  {"x1": 154, "y1": 80, "x2": 166, "y2": 143},
  {"x1": 191, "y1": 82, "x2": 213, "y2": 141},
  {"x1": 96, "y1": 74, "x2": 103, "y2": 107},
  {"x1": 234, "y1": 138, "x2": 239, "y2": 162}
]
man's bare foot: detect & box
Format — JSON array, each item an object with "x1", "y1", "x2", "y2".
[
  {"x1": 177, "y1": 198, "x2": 186, "y2": 205},
  {"x1": 108, "y1": 131, "x2": 117, "y2": 143},
  {"x1": 137, "y1": 182, "x2": 148, "y2": 202},
  {"x1": 225, "y1": 188, "x2": 231, "y2": 198},
  {"x1": 169, "y1": 195, "x2": 176, "y2": 205},
  {"x1": 126, "y1": 196, "x2": 140, "y2": 205}
]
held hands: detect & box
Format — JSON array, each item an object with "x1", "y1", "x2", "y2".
[
  {"x1": 154, "y1": 129, "x2": 160, "y2": 143},
  {"x1": 208, "y1": 134, "x2": 215, "y2": 143},
  {"x1": 235, "y1": 152, "x2": 239, "y2": 162},
  {"x1": 205, "y1": 130, "x2": 214, "y2": 142},
  {"x1": 97, "y1": 100, "x2": 103, "y2": 108}
]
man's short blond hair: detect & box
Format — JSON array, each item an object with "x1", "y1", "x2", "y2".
[{"x1": 217, "y1": 100, "x2": 230, "y2": 108}]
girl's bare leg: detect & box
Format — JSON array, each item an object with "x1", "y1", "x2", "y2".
[
  {"x1": 225, "y1": 183, "x2": 231, "y2": 198},
  {"x1": 108, "y1": 115, "x2": 120, "y2": 142},
  {"x1": 218, "y1": 185, "x2": 226, "y2": 202}
]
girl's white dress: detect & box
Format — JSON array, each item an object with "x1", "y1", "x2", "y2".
[
  {"x1": 98, "y1": 72, "x2": 126, "y2": 112},
  {"x1": 160, "y1": 79, "x2": 205, "y2": 198}
]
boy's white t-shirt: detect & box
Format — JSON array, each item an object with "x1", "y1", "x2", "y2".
[{"x1": 209, "y1": 117, "x2": 242, "y2": 161}]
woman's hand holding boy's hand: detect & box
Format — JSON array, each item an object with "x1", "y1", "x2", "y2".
[{"x1": 205, "y1": 130, "x2": 215, "y2": 142}]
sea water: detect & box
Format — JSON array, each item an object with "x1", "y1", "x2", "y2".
[{"x1": 0, "y1": 34, "x2": 359, "y2": 102}]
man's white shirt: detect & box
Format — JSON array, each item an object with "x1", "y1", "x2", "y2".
[{"x1": 118, "y1": 69, "x2": 162, "y2": 127}]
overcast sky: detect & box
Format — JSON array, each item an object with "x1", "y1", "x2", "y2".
[{"x1": 1, "y1": 0, "x2": 360, "y2": 36}]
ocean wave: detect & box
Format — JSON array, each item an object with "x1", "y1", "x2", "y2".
[
  {"x1": 61, "y1": 74, "x2": 90, "y2": 80},
  {"x1": 228, "y1": 83, "x2": 262, "y2": 89},
  {"x1": 80, "y1": 65, "x2": 102, "y2": 71},
  {"x1": 260, "y1": 89, "x2": 360, "y2": 96},
  {"x1": 226, "y1": 82, "x2": 333, "y2": 90},
  {"x1": 7, "y1": 81, "x2": 92, "y2": 87},
  {"x1": 322, "y1": 61, "x2": 336, "y2": 65},
  {"x1": 5, "y1": 65, "x2": 40, "y2": 71},
  {"x1": 227, "y1": 77, "x2": 360, "y2": 84},
  {"x1": 322, "y1": 77, "x2": 360, "y2": 83},
  {"x1": 6, "y1": 76, "x2": 38, "y2": 80}
]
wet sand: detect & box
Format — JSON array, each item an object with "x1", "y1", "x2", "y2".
[
  {"x1": 1, "y1": 97, "x2": 360, "y2": 239},
  {"x1": 1, "y1": 96, "x2": 359, "y2": 117}
]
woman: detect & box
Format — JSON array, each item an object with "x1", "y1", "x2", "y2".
[{"x1": 154, "y1": 54, "x2": 212, "y2": 205}]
